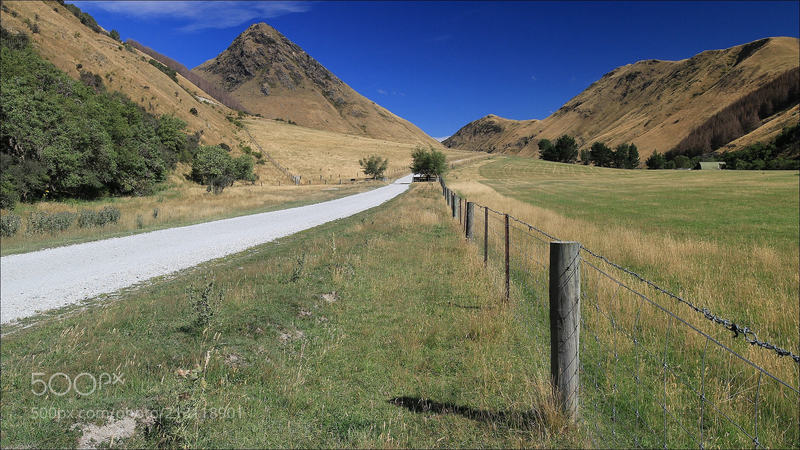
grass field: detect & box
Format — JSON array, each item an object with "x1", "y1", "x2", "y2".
[
  {"x1": 445, "y1": 156, "x2": 799, "y2": 447},
  {"x1": 245, "y1": 117, "x2": 477, "y2": 184},
  {"x1": 0, "y1": 184, "x2": 582, "y2": 448}
]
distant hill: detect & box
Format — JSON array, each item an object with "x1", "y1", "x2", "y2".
[
  {"x1": 192, "y1": 23, "x2": 439, "y2": 146},
  {"x1": 444, "y1": 37, "x2": 799, "y2": 159}
]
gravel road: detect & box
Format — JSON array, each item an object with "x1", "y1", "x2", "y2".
[{"x1": 0, "y1": 175, "x2": 412, "y2": 324}]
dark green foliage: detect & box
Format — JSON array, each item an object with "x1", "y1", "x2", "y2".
[
  {"x1": 645, "y1": 151, "x2": 666, "y2": 169},
  {"x1": 109, "y1": 29, "x2": 120, "y2": 41},
  {"x1": 78, "y1": 206, "x2": 121, "y2": 228},
  {"x1": 358, "y1": 154, "x2": 389, "y2": 179},
  {"x1": 0, "y1": 30, "x2": 190, "y2": 208},
  {"x1": 189, "y1": 107, "x2": 198, "y2": 116},
  {"x1": 540, "y1": 135, "x2": 579, "y2": 163},
  {"x1": 187, "y1": 279, "x2": 223, "y2": 329},
  {"x1": 0, "y1": 212, "x2": 21, "y2": 237},
  {"x1": 589, "y1": 142, "x2": 613, "y2": 167},
  {"x1": 27, "y1": 211, "x2": 76, "y2": 234},
  {"x1": 148, "y1": 59, "x2": 178, "y2": 83},
  {"x1": 62, "y1": 2, "x2": 102, "y2": 33},
  {"x1": 673, "y1": 155, "x2": 692, "y2": 169},
  {"x1": 410, "y1": 146, "x2": 447, "y2": 178},
  {"x1": 225, "y1": 115, "x2": 244, "y2": 128},
  {"x1": 190, "y1": 146, "x2": 256, "y2": 193},
  {"x1": 579, "y1": 149, "x2": 590, "y2": 165},
  {"x1": 718, "y1": 124, "x2": 800, "y2": 170}
]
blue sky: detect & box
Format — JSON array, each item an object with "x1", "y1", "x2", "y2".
[{"x1": 73, "y1": 1, "x2": 799, "y2": 139}]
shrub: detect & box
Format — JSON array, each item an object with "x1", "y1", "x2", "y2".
[
  {"x1": 136, "y1": 214, "x2": 144, "y2": 229},
  {"x1": 359, "y1": 155, "x2": 388, "y2": 179},
  {"x1": 78, "y1": 206, "x2": 121, "y2": 227},
  {"x1": 27, "y1": 211, "x2": 76, "y2": 234},
  {"x1": 189, "y1": 107, "x2": 198, "y2": 116},
  {"x1": 1, "y1": 212, "x2": 22, "y2": 237},
  {"x1": 109, "y1": 29, "x2": 120, "y2": 41},
  {"x1": 646, "y1": 151, "x2": 666, "y2": 169},
  {"x1": 410, "y1": 146, "x2": 446, "y2": 178},
  {"x1": 190, "y1": 146, "x2": 255, "y2": 192},
  {"x1": 187, "y1": 279, "x2": 223, "y2": 329},
  {"x1": 148, "y1": 58, "x2": 177, "y2": 83}
]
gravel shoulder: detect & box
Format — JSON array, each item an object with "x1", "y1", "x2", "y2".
[{"x1": 0, "y1": 176, "x2": 412, "y2": 323}]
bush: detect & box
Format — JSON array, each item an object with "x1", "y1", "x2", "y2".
[
  {"x1": 109, "y1": 29, "x2": 120, "y2": 41},
  {"x1": 78, "y1": 206, "x2": 121, "y2": 228},
  {"x1": 410, "y1": 146, "x2": 446, "y2": 178},
  {"x1": 189, "y1": 107, "x2": 198, "y2": 116},
  {"x1": 27, "y1": 211, "x2": 76, "y2": 234},
  {"x1": 148, "y1": 58, "x2": 177, "y2": 83},
  {"x1": 1, "y1": 32, "x2": 189, "y2": 207},
  {"x1": 645, "y1": 151, "x2": 666, "y2": 169},
  {"x1": 359, "y1": 155, "x2": 388, "y2": 179},
  {"x1": 190, "y1": 146, "x2": 255, "y2": 192},
  {"x1": 1, "y1": 212, "x2": 22, "y2": 237},
  {"x1": 187, "y1": 279, "x2": 223, "y2": 329}
]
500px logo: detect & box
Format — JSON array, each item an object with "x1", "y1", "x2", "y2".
[{"x1": 31, "y1": 372, "x2": 124, "y2": 396}]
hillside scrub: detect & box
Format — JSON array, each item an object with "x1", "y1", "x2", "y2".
[{"x1": 0, "y1": 28, "x2": 194, "y2": 208}]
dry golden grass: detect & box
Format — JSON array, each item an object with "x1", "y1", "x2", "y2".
[
  {"x1": 445, "y1": 158, "x2": 799, "y2": 446},
  {"x1": 244, "y1": 117, "x2": 479, "y2": 183}
]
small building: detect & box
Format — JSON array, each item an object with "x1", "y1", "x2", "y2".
[{"x1": 699, "y1": 161, "x2": 725, "y2": 170}]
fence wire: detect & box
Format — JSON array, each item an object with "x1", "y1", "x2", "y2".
[{"x1": 438, "y1": 179, "x2": 799, "y2": 449}]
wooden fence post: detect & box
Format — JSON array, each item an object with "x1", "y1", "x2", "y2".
[
  {"x1": 504, "y1": 214, "x2": 510, "y2": 301},
  {"x1": 484, "y1": 207, "x2": 488, "y2": 266},
  {"x1": 451, "y1": 193, "x2": 457, "y2": 218},
  {"x1": 459, "y1": 198, "x2": 463, "y2": 225},
  {"x1": 465, "y1": 202, "x2": 474, "y2": 239},
  {"x1": 549, "y1": 241, "x2": 581, "y2": 422}
]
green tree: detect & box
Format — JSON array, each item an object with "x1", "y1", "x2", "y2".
[
  {"x1": 673, "y1": 154, "x2": 691, "y2": 169},
  {"x1": 410, "y1": 146, "x2": 446, "y2": 178},
  {"x1": 554, "y1": 135, "x2": 579, "y2": 163},
  {"x1": 109, "y1": 29, "x2": 120, "y2": 41},
  {"x1": 579, "y1": 149, "x2": 590, "y2": 165},
  {"x1": 626, "y1": 143, "x2": 640, "y2": 168},
  {"x1": 645, "y1": 151, "x2": 666, "y2": 169},
  {"x1": 589, "y1": 142, "x2": 613, "y2": 167},
  {"x1": 359, "y1": 154, "x2": 389, "y2": 179},
  {"x1": 538, "y1": 138, "x2": 557, "y2": 161}
]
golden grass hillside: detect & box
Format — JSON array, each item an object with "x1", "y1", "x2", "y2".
[
  {"x1": 244, "y1": 117, "x2": 479, "y2": 183},
  {"x1": 444, "y1": 37, "x2": 800, "y2": 157},
  {"x1": 0, "y1": 0, "x2": 242, "y2": 146}
]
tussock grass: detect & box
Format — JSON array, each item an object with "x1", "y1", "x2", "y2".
[
  {"x1": 0, "y1": 184, "x2": 581, "y2": 447},
  {"x1": 446, "y1": 156, "x2": 799, "y2": 447}
]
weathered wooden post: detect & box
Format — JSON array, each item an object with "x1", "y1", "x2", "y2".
[
  {"x1": 451, "y1": 193, "x2": 457, "y2": 218},
  {"x1": 458, "y1": 198, "x2": 463, "y2": 225},
  {"x1": 504, "y1": 214, "x2": 510, "y2": 301},
  {"x1": 465, "y1": 202, "x2": 474, "y2": 239},
  {"x1": 549, "y1": 241, "x2": 581, "y2": 422},
  {"x1": 446, "y1": 189, "x2": 450, "y2": 206},
  {"x1": 484, "y1": 207, "x2": 488, "y2": 266}
]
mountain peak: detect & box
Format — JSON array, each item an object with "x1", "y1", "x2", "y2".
[{"x1": 191, "y1": 22, "x2": 437, "y2": 145}]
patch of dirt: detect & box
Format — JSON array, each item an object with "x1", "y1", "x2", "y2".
[
  {"x1": 224, "y1": 352, "x2": 247, "y2": 368},
  {"x1": 72, "y1": 410, "x2": 153, "y2": 448},
  {"x1": 298, "y1": 308, "x2": 312, "y2": 318},
  {"x1": 321, "y1": 291, "x2": 338, "y2": 303},
  {"x1": 278, "y1": 328, "x2": 305, "y2": 343}
]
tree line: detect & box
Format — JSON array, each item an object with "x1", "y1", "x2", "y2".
[{"x1": 538, "y1": 135, "x2": 639, "y2": 169}]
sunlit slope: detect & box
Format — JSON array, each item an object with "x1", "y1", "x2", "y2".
[{"x1": 445, "y1": 37, "x2": 800, "y2": 157}]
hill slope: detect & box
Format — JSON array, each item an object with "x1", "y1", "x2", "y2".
[
  {"x1": 192, "y1": 23, "x2": 439, "y2": 146},
  {"x1": 444, "y1": 37, "x2": 799, "y2": 158},
  {"x1": 0, "y1": 1, "x2": 245, "y2": 147}
]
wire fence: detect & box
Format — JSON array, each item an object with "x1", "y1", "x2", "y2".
[{"x1": 438, "y1": 178, "x2": 799, "y2": 448}]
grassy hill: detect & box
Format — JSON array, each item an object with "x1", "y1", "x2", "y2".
[
  {"x1": 444, "y1": 37, "x2": 800, "y2": 159},
  {"x1": 192, "y1": 23, "x2": 440, "y2": 146}
]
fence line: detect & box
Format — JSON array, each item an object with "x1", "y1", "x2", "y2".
[{"x1": 437, "y1": 177, "x2": 799, "y2": 448}]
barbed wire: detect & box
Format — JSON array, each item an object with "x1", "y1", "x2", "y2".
[
  {"x1": 580, "y1": 245, "x2": 800, "y2": 364},
  {"x1": 440, "y1": 179, "x2": 800, "y2": 363}
]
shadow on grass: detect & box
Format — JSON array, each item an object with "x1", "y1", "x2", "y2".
[{"x1": 388, "y1": 396, "x2": 541, "y2": 430}]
